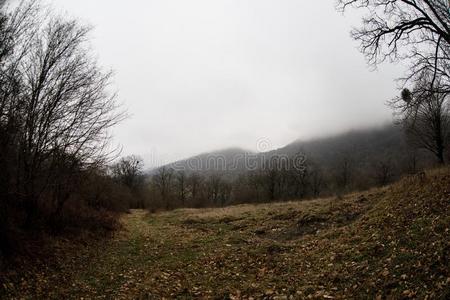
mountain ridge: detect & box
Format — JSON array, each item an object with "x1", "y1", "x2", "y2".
[{"x1": 151, "y1": 123, "x2": 432, "y2": 178}]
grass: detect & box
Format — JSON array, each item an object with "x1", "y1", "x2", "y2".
[{"x1": 1, "y1": 168, "x2": 449, "y2": 299}]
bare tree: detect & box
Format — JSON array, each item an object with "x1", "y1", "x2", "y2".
[
  {"x1": 261, "y1": 156, "x2": 280, "y2": 201},
  {"x1": 403, "y1": 148, "x2": 420, "y2": 174},
  {"x1": 112, "y1": 155, "x2": 144, "y2": 190},
  {"x1": 206, "y1": 174, "x2": 222, "y2": 206},
  {"x1": 334, "y1": 152, "x2": 354, "y2": 191},
  {"x1": 372, "y1": 158, "x2": 395, "y2": 185},
  {"x1": 339, "y1": 0, "x2": 450, "y2": 165},
  {"x1": 175, "y1": 171, "x2": 187, "y2": 206},
  {"x1": 390, "y1": 73, "x2": 449, "y2": 164},
  {"x1": 247, "y1": 170, "x2": 263, "y2": 202},
  {"x1": 338, "y1": 0, "x2": 450, "y2": 91},
  {"x1": 153, "y1": 167, "x2": 174, "y2": 210},
  {"x1": 218, "y1": 180, "x2": 232, "y2": 207},
  {"x1": 309, "y1": 163, "x2": 325, "y2": 198},
  {"x1": 0, "y1": 1, "x2": 124, "y2": 227},
  {"x1": 0, "y1": 2, "x2": 39, "y2": 203},
  {"x1": 288, "y1": 153, "x2": 309, "y2": 199},
  {"x1": 188, "y1": 172, "x2": 203, "y2": 204}
]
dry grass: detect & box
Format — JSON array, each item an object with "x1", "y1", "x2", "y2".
[{"x1": 1, "y1": 168, "x2": 449, "y2": 299}]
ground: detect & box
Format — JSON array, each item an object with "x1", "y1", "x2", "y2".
[{"x1": 1, "y1": 169, "x2": 449, "y2": 299}]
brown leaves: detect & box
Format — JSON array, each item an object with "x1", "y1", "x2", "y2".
[{"x1": 2, "y1": 169, "x2": 450, "y2": 299}]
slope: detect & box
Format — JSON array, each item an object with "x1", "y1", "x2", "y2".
[{"x1": 1, "y1": 168, "x2": 449, "y2": 299}]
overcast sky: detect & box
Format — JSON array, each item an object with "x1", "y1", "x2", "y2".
[{"x1": 43, "y1": 0, "x2": 404, "y2": 166}]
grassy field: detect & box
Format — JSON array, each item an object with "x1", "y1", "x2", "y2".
[{"x1": 1, "y1": 169, "x2": 449, "y2": 299}]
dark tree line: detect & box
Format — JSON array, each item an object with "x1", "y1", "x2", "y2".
[
  {"x1": 148, "y1": 168, "x2": 233, "y2": 210},
  {"x1": 145, "y1": 144, "x2": 423, "y2": 210}
]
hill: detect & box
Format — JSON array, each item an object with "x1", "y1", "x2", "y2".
[
  {"x1": 272, "y1": 124, "x2": 409, "y2": 166},
  {"x1": 150, "y1": 147, "x2": 255, "y2": 179},
  {"x1": 153, "y1": 124, "x2": 434, "y2": 179},
  {"x1": 2, "y1": 168, "x2": 449, "y2": 298}
]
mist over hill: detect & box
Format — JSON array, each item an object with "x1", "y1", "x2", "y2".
[
  {"x1": 153, "y1": 124, "x2": 434, "y2": 178},
  {"x1": 149, "y1": 147, "x2": 254, "y2": 176}
]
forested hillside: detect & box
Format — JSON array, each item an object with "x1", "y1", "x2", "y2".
[{"x1": 145, "y1": 125, "x2": 438, "y2": 210}]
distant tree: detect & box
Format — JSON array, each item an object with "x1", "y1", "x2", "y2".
[
  {"x1": 218, "y1": 180, "x2": 232, "y2": 207},
  {"x1": 206, "y1": 174, "x2": 222, "y2": 205},
  {"x1": 79, "y1": 166, "x2": 132, "y2": 212},
  {"x1": 309, "y1": 163, "x2": 325, "y2": 197},
  {"x1": 261, "y1": 156, "x2": 280, "y2": 201},
  {"x1": 402, "y1": 148, "x2": 420, "y2": 174},
  {"x1": 202, "y1": 174, "x2": 233, "y2": 207},
  {"x1": 390, "y1": 73, "x2": 450, "y2": 164},
  {"x1": 153, "y1": 167, "x2": 174, "y2": 210},
  {"x1": 188, "y1": 172, "x2": 203, "y2": 204},
  {"x1": 247, "y1": 170, "x2": 263, "y2": 202},
  {"x1": 175, "y1": 171, "x2": 187, "y2": 207},
  {"x1": 112, "y1": 155, "x2": 144, "y2": 190},
  {"x1": 288, "y1": 153, "x2": 309, "y2": 199},
  {"x1": 372, "y1": 158, "x2": 394, "y2": 186},
  {"x1": 230, "y1": 174, "x2": 253, "y2": 204},
  {"x1": 334, "y1": 152, "x2": 354, "y2": 191}
]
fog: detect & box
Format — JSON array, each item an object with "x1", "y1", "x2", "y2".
[{"x1": 45, "y1": 0, "x2": 404, "y2": 166}]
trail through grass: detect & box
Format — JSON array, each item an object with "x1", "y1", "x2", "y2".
[{"x1": 1, "y1": 169, "x2": 449, "y2": 299}]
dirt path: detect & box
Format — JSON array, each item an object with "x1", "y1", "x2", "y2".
[
  {"x1": 2, "y1": 209, "x2": 174, "y2": 299},
  {"x1": 67, "y1": 209, "x2": 182, "y2": 299},
  {"x1": 47, "y1": 198, "x2": 377, "y2": 299}
]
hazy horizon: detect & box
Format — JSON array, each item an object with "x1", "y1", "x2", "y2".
[{"x1": 17, "y1": 0, "x2": 406, "y2": 166}]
